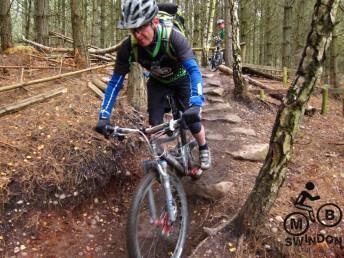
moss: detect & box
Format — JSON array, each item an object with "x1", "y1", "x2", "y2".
[{"x1": 3, "y1": 45, "x2": 38, "y2": 55}]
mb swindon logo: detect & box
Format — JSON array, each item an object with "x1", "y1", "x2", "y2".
[{"x1": 283, "y1": 182, "x2": 343, "y2": 248}]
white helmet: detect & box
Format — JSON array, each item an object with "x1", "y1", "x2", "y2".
[
  {"x1": 216, "y1": 19, "x2": 224, "y2": 25},
  {"x1": 118, "y1": 0, "x2": 159, "y2": 29}
]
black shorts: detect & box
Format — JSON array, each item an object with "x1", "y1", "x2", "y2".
[{"x1": 147, "y1": 76, "x2": 190, "y2": 126}]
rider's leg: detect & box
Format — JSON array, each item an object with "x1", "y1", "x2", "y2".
[
  {"x1": 174, "y1": 78, "x2": 212, "y2": 170},
  {"x1": 147, "y1": 78, "x2": 170, "y2": 126},
  {"x1": 295, "y1": 204, "x2": 316, "y2": 222},
  {"x1": 192, "y1": 125, "x2": 206, "y2": 145}
]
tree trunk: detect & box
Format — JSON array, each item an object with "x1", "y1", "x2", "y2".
[
  {"x1": 26, "y1": 0, "x2": 32, "y2": 39},
  {"x1": 224, "y1": 0, "x2": 233, "y2": 66},
  {"x1": 70, "y1": 0, "x2": 89, "y2": 68},
  {"x1": 83, "y1": 0, "x2": 88, "y2": 41},
  {"x1": 100, "y1": 0, "x2": 106, "y2": 48},
  {"x1": 61, "y1": 0, "x2": 66, "y2": 37},
  {"x1": 192, "y1": 0, "x2": 202, "y2": 62},
  {"x1": 258, "y1": 0, "x2": 264, "y2": 65},
  {"x1": 192, "y1": 0, "x2": 201, "y2": 48},
  {"x1": 263, "y1": 0, "x2": 272, "y2": 66},
  {"x1": 252, "y1": 1, "x2": 258, "y2": 64},
  {"x1": 110, "y1": 0, "x2": 116, "y2": 45},
  {"x1": 329, "y1": 25, "x2": 338, "y2": 88},
  {"x1": 200, "y1": 0, "x2": 210, "y2": 66},
  {"x1": 231, "y1": 0, "x2": 339, "y2": 235},
  {"x1": 239, "y1": 0, "x2": 249, "y2": 63},
  {"x1": 91, "y1": 0, "x2": 99, "y2": 45},
  {"x1": 0, "y1": 0, "x2": 13, "y2": 51},
  {"x1": 230, "y1": 0, "x2": 248, "y2": 100},
  {"x1": 282, "y1": 0, "x2": 293, "y2": 68},
  {"x1": 115, "y1": 0, "x2": 123, "y2": 43},
  {"x1": 293, "y1": 0, "x2": 305, "y2": 66},
  {"x1": 34, "y1": 0, "x2": 49, "y2": 45},
  {"x1": 127, "y1": 63, "x2": 147, "y2": 111},
  {"x1": 206, "y1": 0, "x2": 216, "y2": 46}
]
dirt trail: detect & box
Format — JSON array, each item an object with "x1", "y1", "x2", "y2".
[{"x1": 1, "y1": 67, "x2": 343, "y2": 258}]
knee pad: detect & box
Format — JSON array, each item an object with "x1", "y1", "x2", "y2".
[{"x1": 187, "y1": 122, "x2": 202, "y2": 134}]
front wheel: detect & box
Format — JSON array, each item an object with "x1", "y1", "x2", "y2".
[{"x1": 126, "y1": 170, "x2": 188, "y2": 258}]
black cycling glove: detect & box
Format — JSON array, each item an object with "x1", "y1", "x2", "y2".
[{"x1": 95, "y1": 118, "x2": 110, "y2": 137}]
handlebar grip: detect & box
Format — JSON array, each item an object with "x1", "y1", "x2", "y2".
[{"x1": 105, "y1": 125, "x2": 115, "y2": 135}]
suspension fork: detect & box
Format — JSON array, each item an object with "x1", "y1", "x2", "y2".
[
  {"x1": 143, "y1": 159, "x2": 177, "y2": 225},
  {"x1": 156, "y1": 160, "x2": 176, "y2": 225},
  {"x1": 143, "y1": 160, "x2": 157, "y2": 223}
]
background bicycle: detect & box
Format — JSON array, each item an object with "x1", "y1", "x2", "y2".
[{"x1": 208, "y1": 35, "x2": 224, "y2": 72}]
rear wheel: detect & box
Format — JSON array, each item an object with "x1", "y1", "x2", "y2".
[{"x1": 126, "y1": 170, "x2": 188, "y2": 258}]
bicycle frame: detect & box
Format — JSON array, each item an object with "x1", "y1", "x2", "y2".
[{"x1": 107, "y1": 118, "x2": 195, "y2": 226}]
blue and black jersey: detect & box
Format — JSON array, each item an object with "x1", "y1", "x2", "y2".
[{"x1": 99, "y1": 23, "x2": 204, "y2": 120}]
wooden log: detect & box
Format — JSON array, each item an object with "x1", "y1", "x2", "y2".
[
  {"x1": 219, "y1": 65, "x2": 272, "y2": 90},
  {"x1": 242, "y1": 66, "x2": 283, "y2": 81},
  {"x1": 0, "y1": 65, "x2": 74, "y2": 70},
  {"x1": 218, "y1": 64, "x2": 234, "y2": 75},
  {"x1": 22, "y1": 36, "x2": 73, "y2": 53},
  {"x1": 49, "y1": 31, "x2": 74, "y2": 45},
  {"x1": 0, "y1": 87, "x2": 67, "y2": 116},
  {"x1": 242, "y1": 63, "x2": 297, "y2": 75},
  {"x1": 28, "y1": 54, "x2": 76, "y2": 67},
  {"x1": 49, "y1": 31, "x2": 117, "y2": 59},
  {"x1": 248, "y1": 88, "x2": 288, "y2": 95},
  {"x1": 0, "y1": 62, "x2": 115, "y2": 92},
  {"x1": 87, "y1": 82, "x2": 104, "y2": 99},
  {"x1": 219, "y1": 64, "x2": 286, "y2": 101},
  {"x1": 89, "y1": 39, "x2": 125, "y2": 54},
  {"x1": 89, "y1": 54, "x2": 113, "y2": 62},
  {"x1": 49, "y1": 31, "x2": 99, "y2": 50},
  {"x1": 91, "y1": 77, "x2": 107, "y2": 91}
]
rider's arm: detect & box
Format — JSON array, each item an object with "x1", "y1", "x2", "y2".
[
  {"x1": 310, "y1": 195, "x2": 320, "y2": 201},
  {"x1": 170, "y1": 29, "x2": 204, "y2": 107},
  {"x1": 181, "y1": 59, "x2": 204, "y2": 107},
  {"x1": 99, "y1": 38, "x2": 131, "y2": 120},
  {"x1": 99, "y1": 73, "x2": 125, "y2": 119}
]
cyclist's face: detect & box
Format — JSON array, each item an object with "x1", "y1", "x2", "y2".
[
  {"x1": 131, "y1": 17, "x2": 159, "y2": 47},
  {"x1": 218, "y1": 23, "x2": 225, "y2": 29}
]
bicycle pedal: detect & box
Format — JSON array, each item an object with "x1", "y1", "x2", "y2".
[
  {"x1": 154, "y1": 218, "x2": 161, "y2": 226},
  {"x1": 162, "y1": 225, "x2": 172, "y2": 237},
  {"x1": 189, "y1": 167, "x2": 203, "y2": 180}
]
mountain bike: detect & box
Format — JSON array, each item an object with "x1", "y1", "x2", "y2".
[
  {"x1": 208, "y1": 35, "x2": 223, "y2": 72},
  {"x1": 105, "y1": 96, "x2": 202, "y2": 258}
]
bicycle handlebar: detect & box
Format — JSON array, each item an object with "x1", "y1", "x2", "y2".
[{"x1": 105, "y1": 118, "x2": 181, "y2": 137}]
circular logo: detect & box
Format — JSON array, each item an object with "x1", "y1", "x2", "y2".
[
  {"x1": 284, "y1": 212, "x2": 309, "y2": 236},
  {"x1": 317, "y1": 203, "x2": 342, "y2": 227}
]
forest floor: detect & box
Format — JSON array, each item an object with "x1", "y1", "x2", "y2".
[{"x1": 0, "y1": 52, "x2": 344, "y2": 258}]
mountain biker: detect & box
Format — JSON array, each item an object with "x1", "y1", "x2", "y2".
[
  {"x1": 294, "y1": 182, "x2": 320, "y2": 222},
  {"x1": 95, "y1": 0, "x2": 211, "y2": 170},
  {"x1": 216, "y1": 19, "x2": 225, "y2": 40}
]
